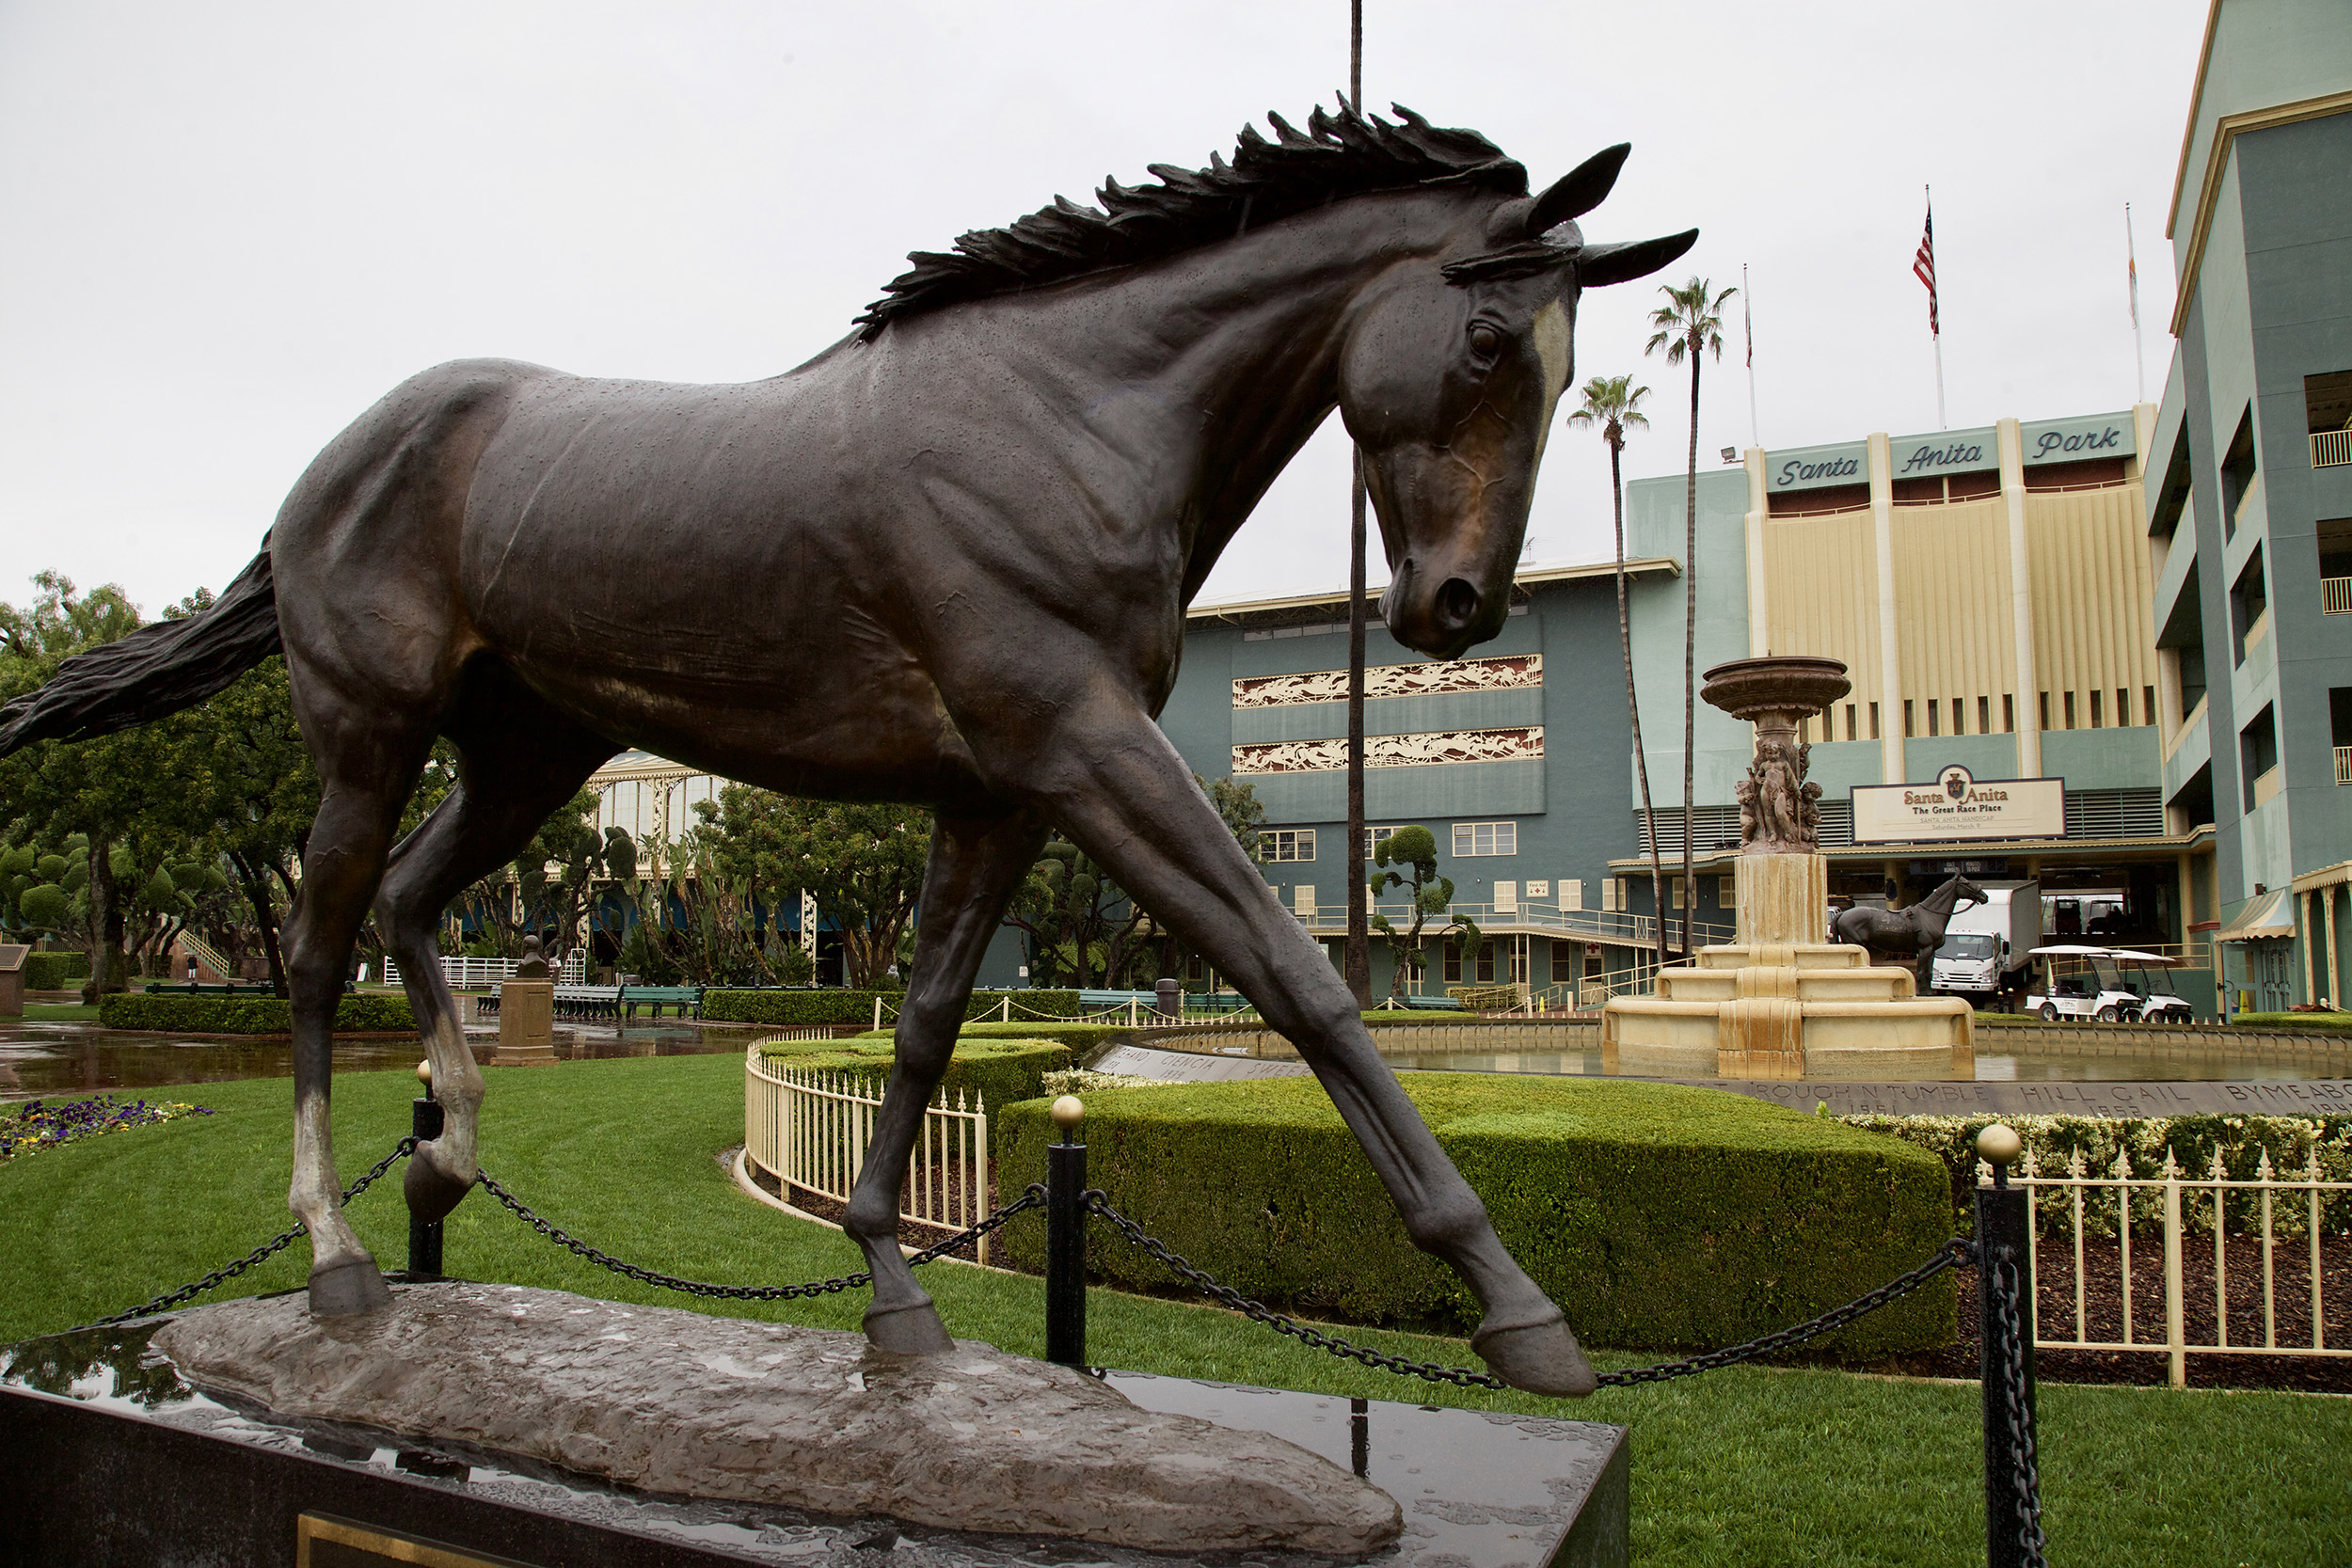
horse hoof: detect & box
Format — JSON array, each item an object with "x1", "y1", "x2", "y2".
[
  {"x1": 1472, "y1": 1307, "x2": 1597, "y2": 1398},
  {"x1": 404, "y1": 1146, "x2": 475, "y2": 1226},
  {"x1": 862, "y1": 1300, "x2": 953, "y2": 1357},
  {"x1": 308, "y1": 1257, "x2": 392, "y2": 1317}
]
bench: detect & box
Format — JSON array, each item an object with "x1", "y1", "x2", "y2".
[
  {"x1": 142, "y1": 981, "x2": 277, "y2": 997},
  {"x1": 475, "y1": 984, "x2": 624, "y2": 1022},
  {"x1": 621, "y1": 985, "x2": 703, "y2": 1020}
]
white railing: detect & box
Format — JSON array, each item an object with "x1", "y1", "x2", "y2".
[
  {"x1": 1990, "y1": 1146, "x2": 2349, "y2": 1388},
  {"x1": 177, "y1": 931, "x2": 236, "y2": 981},
  {"x1": 2323, "y1": 577, "x2": 2352, "y2": 615},
  {"x1": 2338, "y1": 746, "x2": 2352, "y2": 786},
  {"x1": 384, "y1": 952, "x2": 587, "y2": 989},
  {"x1": 2312, "y1": 429, "x2": 2351, "y2": 469},
  {"x1": 742, "y1": 1049, "x2": 992, "y2": 1259}
]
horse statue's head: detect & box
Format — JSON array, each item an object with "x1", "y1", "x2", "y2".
[
  {"x1": 1947, "y1": 876, "x2": 1987, "y2": 911},
  {"x1": 1347, "y1": 144, "x2": 1694, "y2": 658}
]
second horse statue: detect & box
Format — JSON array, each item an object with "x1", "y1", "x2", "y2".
[{"x1": 0, "y1": 103, "x2": 1695, "y2": 1397}]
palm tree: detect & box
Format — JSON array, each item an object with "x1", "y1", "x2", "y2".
[
  {"x1": 1645, "y1": 277, "x2": 1736, "y2": 962},
  {"x1": 1565, "y1": 374, "x2": 1667, "y2": 976}
]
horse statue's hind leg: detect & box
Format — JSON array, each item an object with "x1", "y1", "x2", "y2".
[
  {"x1": 374, "y1": 676, "x2": 619, "y2": 1230},
  {"x1": 842, "y1": 808, "x2": 1049, "y2": 1354},
  {"x1": 278, "y1": 709, "x2": 439, "y2": 1314},
  {"x1": 992, "y1": 700, "x2": 1595, "y2": 1397}
]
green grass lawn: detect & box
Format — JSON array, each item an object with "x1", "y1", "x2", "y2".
[
  {"x1": 1, "y1": 1054, "x2": 2344, "y2": 1567},
  {"x1": 19, "y1": 1001, "x2": 101, "y2": 1023}
]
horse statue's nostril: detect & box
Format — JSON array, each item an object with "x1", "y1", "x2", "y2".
[{"x1": 1435, "y1": 577, "x2": 1480, "y2": 633}]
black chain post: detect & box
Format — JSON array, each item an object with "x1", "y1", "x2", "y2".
[
  {"x1": 1046, "y1": 1096, "x2": 1088, "y2": 1368},
  {"x1": 1975, "y1": 1125, "x2": 2046, "y2": 1568},
  {"x1": 407, "y1": 1091, "x2": 446, "y2": 1280}
]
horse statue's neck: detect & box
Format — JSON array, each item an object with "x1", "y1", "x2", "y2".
[{"x1": 883, "y1": 185, "x2": 1500, "y2": 607}]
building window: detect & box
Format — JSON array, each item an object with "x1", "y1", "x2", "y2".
[
  {"x1": 1600, "y1": 877, "x2": 1619, "y2": 911},
  {"x1": 1667, "y1": 878, "x2": 1683, "y2": 910},
  {"x1": 1453, "y1": 821, "x2": 1518, "y2": 856},
  {"x1": 1979, "y1": 696, "x2": 1991, "y2": 736},
  {"x1": 1293, "y1": 884, "x2": 1317, "y2": 917},
  {"x1": 1926, "y1": 700, "x2": 1938, "y2": 737},
  {"x1": 1441, "y1": 942, "x2": 1496, "y2": 984},
  {"x1": 2039, "y1": 691, "x2": 2051, "y2": 731},
  {"x1": 2232, "y1": 546, "x2": 2267, "y2": 665},
  {"x1": 2143, "y1": 686, "x2": 2156, "y2": 727},
  {"x1": 1263, "y1": 829, "x2": 1315, "y2": 863},
  {"x1": 2090, "y1": 689, "x2": 2103, "y2": 728},
  {"x1": 2240, "y1": 705, "x2": 2279, "y2": 810},
  {"x1": 2220, "y1": 405, "x2": 2258, "y2": 537},
  {"x1": 1561, "y1": 878, "x2": 1583, "y2": 911},
  {"x1": 1494, "y1": 880, "x2": 1519, "y2": 913},
  {"x1": 1952, "y1": 698, "x2": 1965, "y2": 736},
  {"x1": 1903, "y1": 700, "x2": 1915, "y2": 738},
  {"x1": 1362, "y1": 826, "x2": 1403, "y2": 859},
  {"x1": 1845, "y1": 704, "x2": 1857, "y2": 741},
  {"x1": 2004, "y1": 693, "x2": 2015, "y2": 733},
  {"x1": 1717, "y1": 875, "x2": 1736, "y2": 908},
  {"x1": 2063, "y1": 691, "x2": 2076, "y2": 730},
  {"x1": 1869, "y1": 703, "x2": 1881, "y2": 740}
]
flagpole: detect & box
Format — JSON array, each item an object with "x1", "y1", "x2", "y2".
[
  {"x1": 1927, "y1": 185, "x2": 1946, "y2": 430},
  {"x1": 2126, "y1": 202, "x2": 2146, "y2": 404},
  {"x1": 1743, "y1": 261, "x2": 1758, "y2": 448}
]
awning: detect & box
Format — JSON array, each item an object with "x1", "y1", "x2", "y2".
[{"x1": 2214, "y1": 887, "x2": 2296, "y2": 944}]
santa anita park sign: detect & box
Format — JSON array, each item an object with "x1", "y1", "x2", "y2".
[{"x1": 1851, "y1": 765, "x2": 2065, "y2": 844}]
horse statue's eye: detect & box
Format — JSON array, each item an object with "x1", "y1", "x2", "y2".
[{"x1": 1468, "y1": 323, "x2": 1502, "y2": 356}]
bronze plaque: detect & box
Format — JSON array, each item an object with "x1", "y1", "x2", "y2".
[{"x1": 297, "y1": 1512, "x2": 542, "y2": 1568}]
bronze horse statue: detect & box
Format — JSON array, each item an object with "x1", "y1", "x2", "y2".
[
  {"x1": 0, "y1": 104, "x2": 1692, "y2": 1396},
  {"x1": 1831, "y1": 875, "x2": 1986, "y2": 988}
]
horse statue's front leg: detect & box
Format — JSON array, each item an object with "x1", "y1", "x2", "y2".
[{"x1": 842, "y1": 811, "x2": 1047, "y2": 1354}]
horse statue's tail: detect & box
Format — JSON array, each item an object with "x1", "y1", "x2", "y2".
[{"x1": 0, "y1": 540, "x2": 279, "y2": 756}]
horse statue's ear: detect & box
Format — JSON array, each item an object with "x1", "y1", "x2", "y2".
[
  {"x1": 1528, "y1": 144, "x2": 1630, "y2": 238},
  {"x1": 1579, "y1": 230, "x2": 1701, "y2": 288}
]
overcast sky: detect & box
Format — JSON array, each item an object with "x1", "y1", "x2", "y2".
[{"x1": 0, "y1": 0, "x2": 2206, "y2": 619}]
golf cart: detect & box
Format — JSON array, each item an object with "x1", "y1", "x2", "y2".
[{"x1": 2023, "y1": 945, "x2": 2195, "y2": 1023}]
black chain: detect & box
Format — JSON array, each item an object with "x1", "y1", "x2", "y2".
[
  {"x1": 474, "y1": 1169, "x2": 1045, "y2": 1301},
  {"x1": 72, "y1": 1135, "x2": 419, "y2": 1332},
  {"x1": 1990, "y1": 1250, "x2": 2049, "y2": 1566},
  {"x1": 1595, "y1": 1237, "x2": 1978, "y2": 1386},
  {"x1": 1082, "y1": 1190, "x2": 1508, "y2": 1387},
  {"x1": 1085, "y1": 1190, "x2": 1976, "y2": 1393}
]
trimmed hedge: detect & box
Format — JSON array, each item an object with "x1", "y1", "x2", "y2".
[
  {"x1": 2230, "y1": 1012, "x2": 2352, "y2": 1034},
  {"x1": 756, "y1": 1036, "x2": 1072, "y2": 1122},
  {"x1": 850, "y1": 1022, "x2": 1129, "y2": 1053},
  {"x1": 23, "y1": 952, "x2": 89, "y2": 990},
  {"x1": 703, "y1": 989, "x2": 1083, "y2": 1027},
  {"x1": 998, "y1": 1075, "x2": 1952, "y2": 1357},
  {"x1": 98, "y1": 992, "x2": 418, "y2": 1036}
]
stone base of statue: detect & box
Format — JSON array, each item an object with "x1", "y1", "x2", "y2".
[
  {"x1": 495, "y1": 978, "x2": 557, "y2": 1064},
  {"x1": 1605, "y1": 659, "x2": 1973, "y2": 1082},
  {"x1": 1, "y1": 1284, "x2": 1629, "y2": 1567}
]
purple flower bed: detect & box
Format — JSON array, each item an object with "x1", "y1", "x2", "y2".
[{"x1": 0, "y1": 1095, "x2": 214, "y2": 1161}]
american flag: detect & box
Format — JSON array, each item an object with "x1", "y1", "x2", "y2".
[{"x1": 1913, "y1": 196, "x2": 1939, "y2": 337}]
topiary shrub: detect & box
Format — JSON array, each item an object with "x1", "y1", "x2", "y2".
[
  {"x1": 704, "y1": 989, "x2": 1082, "y2": 1027},
  {"x1": 23, "y1": 952, "x2": 90, "y2": 991},
  {"x1": 998, "y1": 1075, "x2": 1953, "y2": 1357},
  {"x1": 757, "y1": 1036, "x2": 1071, "y2": 1131},
  {"x1": 98, "y1": 992, "x2": 417, "y2": 1035}
]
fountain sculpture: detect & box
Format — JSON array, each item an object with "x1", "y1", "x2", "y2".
[{"x1": 1604, "y1": 656, "x2": 1974, "y2": 1079}]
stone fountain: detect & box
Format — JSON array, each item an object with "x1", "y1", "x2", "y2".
[{"x1": 1603, "y1": 656, "x2": 1973, "y2": 1079}]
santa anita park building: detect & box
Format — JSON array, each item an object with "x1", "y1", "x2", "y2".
[{"x1": 593, "y1": 19, "x2": 2349, "y2": 1020}]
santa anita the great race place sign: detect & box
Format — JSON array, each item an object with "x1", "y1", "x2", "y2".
[{"x1": 1851, "y1": 764, "x2": 2065, "y2": 844}]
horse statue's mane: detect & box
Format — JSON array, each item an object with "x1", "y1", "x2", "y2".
[{"x1": 853, "y1": 102, "x2": 1529, "y2": 339}]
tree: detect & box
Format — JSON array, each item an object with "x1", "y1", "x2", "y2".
[
  {"x1": 1005, "y1": 774, "x2": 1264, "y2": 990},
  {"x1": 1566, "y1": 375, "x2": 1669, "y2": 974},
  {"x1": 700, "y1": 787, "x2": 928, "y2": 990},
  {"x1": 1369, "y1": 826, "x2": 1454, "y2": 998},
  {"x1": 1646, "y1": 277, "x2": 1737, "y2": 961}
]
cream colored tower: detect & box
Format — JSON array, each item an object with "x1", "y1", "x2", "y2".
[{"x1": 1603, "y1": 657, "x2": 1973, "y2": 1079}]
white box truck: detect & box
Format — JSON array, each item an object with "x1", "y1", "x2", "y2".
[{"x1": 1929, "y1": 879, "x2": 2042, "y2": 1006}]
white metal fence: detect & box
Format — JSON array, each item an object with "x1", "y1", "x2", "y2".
[
  {"x1": 383, "y1": 952, "x2": 587, "y2": 989},
  {"x1": 1986, "y1": 1146, "x2": 2348, "y2": 1387},
  {"x1": 742, "y1": 1047, "x2": 993, "y2": 1260}
]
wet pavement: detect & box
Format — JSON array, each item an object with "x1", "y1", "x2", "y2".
[{"x1": 0, "y1": 1018, "x2": 764, "y2": 1103}]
